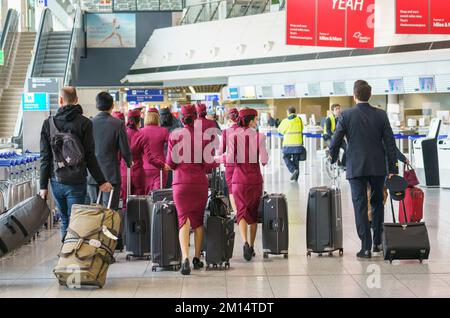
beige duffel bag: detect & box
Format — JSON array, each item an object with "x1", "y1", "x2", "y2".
[{"x1": 53, "y1": 190, "x2": 121, "y2": 288}]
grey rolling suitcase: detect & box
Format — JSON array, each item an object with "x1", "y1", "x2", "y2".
[
  {"x1": 262, "y1": 193, "x2": 289, "y2": 259},
  {"x1": 125, "y1": 168, "x2": 152, "y2": 260},
  {"x1": 0, "y1": 195, "x2": 50, "y2": 257},
  {"x1": 151, "y1": 201, "x2": 181, "y2": 271},
  {"x1": 205, "y1": 214, "x2": 235, "y2": 270},
  {"x1": 306, "y1": 186, "x2": 343, "y2": 257}
]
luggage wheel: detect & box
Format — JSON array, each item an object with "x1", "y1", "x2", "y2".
[
  {"x1": 263, "y1": 252, "x2": 269, "y2": 259},
  {"x1": 126, "y1": 255, "x2": 131, "y2": 261},
  {"x1": 328, "y1": 252, "x2": 333, "y2": 257},
  {"x1": 339, "y1": 249, "x2": 344, "y2": 257},
  {"x1": 205, "y1": 265, "x2": 210, "y2": 271},
  {"x1": 318, "y1": 253, "x2": 323, "y2": 257},
  {"x1": 151, "y1": 266, "x2": 157, "y2": 272},
  {"x1": 213, "y1": 264, "x2": 218, "y2": 269},
  {"x1": 283, "y1": 254, "x2": 288, "y2": 259},
  {"x1": 306, "y1": 252, "x2": 311, "y2": 258},
  {"x1": 225, "y1": 262, "x2": 230, "y2": 269}
]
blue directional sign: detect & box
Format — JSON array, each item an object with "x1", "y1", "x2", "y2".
[
  {"x1": 229, "y1": 88, "x2": 239, "y2": 99},
  {"x1": 22, "y1": 93, "x2": 49, "y2": 111},
  {"x1": 205, "y1": 94, "x2": 220, "y2": 102},
  {"x1": 126, "y1": 89, "x2": 164, "y2": 102}
]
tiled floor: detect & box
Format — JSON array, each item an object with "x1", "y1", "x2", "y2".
[{"x1": 1, "y1": 152, "x2": 450, "y2": 298}]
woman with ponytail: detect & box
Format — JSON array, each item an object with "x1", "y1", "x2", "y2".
[
  {"x1": 120, "y1": 109, "x2": 168, "y2": 204},
  {"x1": 230, "y1": 108, "x2": 268, "y2": 261},
  {"x1": 219, "y1": 108, "x2": 240, "y2": 213},
  {"x1": 166, "y1": 104, "x2": 218, "y2": 275}
]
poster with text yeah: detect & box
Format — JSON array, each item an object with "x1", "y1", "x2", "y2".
[{"x1": 286, "y1": 0, "x2": 375, "y2": 49}]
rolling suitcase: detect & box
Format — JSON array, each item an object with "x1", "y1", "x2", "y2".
[
  {"x1": 0, "y1": 195, "x2": 50, "y2": 257},
  {"x1": 306, "y1": 165, "x2": 344, "y2": 257},
  {"x1": 151, "y1": 201, "x2": 181, "y2": 271},
  {"x1": 399, "y1": 186, "x2": 424, "y2": 223},
  {"x1": 383, "y1": 197, "x2": 430, "y2": 263},
  {"x1": 205, "y1": 214, "x2": 235, "y2": 270},
  {"x1": 53, "y1": 190, "x2": 120, "y2": 288},
  {"x1": 262, "y1": 193, "x2": 289, "y2": 258},
  {"x1": 125, "y1": 168, "x2": 152, "y2": 260}
]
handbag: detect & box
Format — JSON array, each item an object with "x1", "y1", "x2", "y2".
[{"x1": 404, "y1": 164, "x2": 420, "y2": 187}]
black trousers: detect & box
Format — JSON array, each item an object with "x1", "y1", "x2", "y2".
[
  {"x1": 283, "y1": 153, "x2": 301, "y2": 174},
  {"x1": 348, "y1": 176, "x2": 386, "y2": 251}
]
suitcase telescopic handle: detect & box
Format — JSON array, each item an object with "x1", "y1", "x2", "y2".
[
  {"x1": 96, "y1": 188, "x2": 115, "y2": 209},
  {"x1": 390, "y1": 195, "x2": 409, "y2": 224},
  {"x1": 127, "y1": 167, "x2": 131, "y2": 200}
]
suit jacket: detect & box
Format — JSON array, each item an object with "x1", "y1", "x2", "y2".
[
  {"x1": 87, "y1": 112, "x2": 132, "y2": 185},
  {"x1": 329, "y1": 103, "x2": 398, "y2": 179}
]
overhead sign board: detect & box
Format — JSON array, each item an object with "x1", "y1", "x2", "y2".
[
  {"x1": 22, "y1": 93, "x2": 49, "y2": 111},
  {"x1": 126, "y1": 89, "x2": 164, "y2": 102},
  {"x1": 28, "y1": 77, "x2": 60, "y2": 93},
  {"x1": 286, "y1": 0, "x2": 375, "y2": 49},
  {"x1": 396, "y1": 0, "x2": 450, "y2": 34}
]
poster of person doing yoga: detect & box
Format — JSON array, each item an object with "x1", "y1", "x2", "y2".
[{"x1": 87, "y1": 13, "x2": 136, "y2": 48}]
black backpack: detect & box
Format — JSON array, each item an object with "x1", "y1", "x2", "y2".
[{"x1": 49, "y1": 116, "x2": 85, "y2": 183}]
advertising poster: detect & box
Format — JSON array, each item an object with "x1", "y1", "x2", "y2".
[
  {"x1": 396, "y1": 0, "x2": 450, "y2": 34},
  {"x1": 430, "y1": 0, "x2": 450, "y2": 34},
  {"x1": 286, "y1": 0, "x2": 316, "y2": 46},
  {"x1": 286, "y1": 0, "x2": 375, "y2": 49},
  {"x1": 87, "y1": 13, "x2": 136, "y2": 48},
  {"x1": 317, "y1": 0, "x2": 346, "y2": 47}
]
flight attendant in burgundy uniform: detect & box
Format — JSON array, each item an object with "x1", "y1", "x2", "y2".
[
  {"x1": 166, "y1": 104, "x2": 218, "y2": 275},
  {"x1": 141, "y1": 108, "x2": 169, "y2": 193},
  {"x1": 195, "y1": 103, "x2": 220, "y2": 173},
  {"x1": 219, "y1": 108, "x2": 240, "y2": 213},
  {"x1": 230, "y1": 108, "x2": 268, "y2": 261},
  {"x1": 120, "y1": 109, "x2": 167, "y2": 203}
]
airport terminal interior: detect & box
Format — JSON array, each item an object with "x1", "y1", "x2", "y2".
[{"x1": 1, "y1": 0, "x2": 450, "y2": 299}]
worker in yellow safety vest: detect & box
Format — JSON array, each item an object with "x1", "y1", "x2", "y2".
[
  {"x1": 278, "y1": 106, "x2": 304, "y2": 182},
  {"x1": 323, "y1": 103, "x2": 342, "y2": 145}
]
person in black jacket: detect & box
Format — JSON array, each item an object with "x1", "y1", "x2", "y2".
[
  {"x1": 39, "y1": 87, "x2": 112, "y2": 241},
  {"x1": 329, "y1": 80, "x2": 398, "y2": 259},
  {"x1": 87, "y1": 92, "x2": 132, "y2": 209}
]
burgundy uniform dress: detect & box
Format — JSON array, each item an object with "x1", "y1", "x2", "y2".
[
  {"x1": 120, "y1": 127, "x2": 164, "y2": 202},
  {"x1": 141, "y1": 125, "x2": 169, "y2": 193},
  {"x1": 220, "y1": 123, "x2": 239, "y2": 194},
  {"x1": 230, "y1": 128, "x2": 269, "y2": 224},
  {"x1": 166, "y1": 126, "x2": 218, "y2": 230}
]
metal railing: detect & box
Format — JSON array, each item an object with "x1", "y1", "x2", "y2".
[
  {"x1": 0, "y1": 9, "x2": 20, "y2": 72},
  {"x1": 30, "y1": 8, "x2": 54, "y2": 78},
  {"x1": 180, "y1": 0, "x2": 272, "y2": 25},
  {"x1": 64, "y1": 5, "x2": 85, "y2": 86}
]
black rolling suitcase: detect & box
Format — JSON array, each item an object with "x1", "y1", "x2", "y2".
[
  {"x1": 151, "y1": 201, "x2": 181, "y2": 271},
  {"x1": 261, "y1": 193, "x2": 289, "y2": 258},
  {"x1": 306, "y1": 186, "x2": 344, "y2": 257},
  {"x1": 383, "y1": 197, "x2": 430, "y2": 263},
  {"x1": 205, "y1": 214, "x2": 235, "y2": 270},
  {"x1": 125, "y1": 168, "x2": 152, "y2": 260}
]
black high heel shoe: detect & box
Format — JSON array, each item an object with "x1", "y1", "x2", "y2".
[
  {"x1": 243, "y1": 242, "x2": 252, "y2": 261},
  {"x1": 180, "y1": 258, "x2": 191, "y2": 275},
  {"x1": 193, "y1": 257, "x2": 204, "y2": 270}
]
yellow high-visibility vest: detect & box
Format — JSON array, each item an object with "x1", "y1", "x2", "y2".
[
  {"x1": 278, "y1": 116, "x2": 303, "y2": 146},
  {"x1": 324, "y1": 113, "x2": 336, "y2": 133}
]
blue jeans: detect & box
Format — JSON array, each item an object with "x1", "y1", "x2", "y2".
[{"x1": 50, "y1": 180, "x2": 87, "y2": 240}]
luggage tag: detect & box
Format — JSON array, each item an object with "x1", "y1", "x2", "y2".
[
  {"x1": 89, "y1": 239, "x2": 102, "y2": 248},
  {"x1": 102, "y1": 225, "x2": 118, "y2": 240}
]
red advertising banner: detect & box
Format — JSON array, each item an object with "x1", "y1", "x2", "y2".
[
  {"x1": 396, "y1": 0, "x2": 429, "y2": 34},
  {"x1": 286, "y1": 0, "x2": 316, "y2": 46},
  {"x1": 396, "y1": 0, "x2": 450, "y2": 34},
  {"x1": 430, "y1": 0, "x2": 450, "y2": 34},
  {"x1": 286, "y1": 0, "x2": 375, "y2": 49},
  {"x1": 317, "y1": 0, "x2": 346, "y2": 47}
]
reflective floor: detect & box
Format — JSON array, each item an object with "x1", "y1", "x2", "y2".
[{"x1": 1, "y1": 152, "x2": 450, "y2": 298}]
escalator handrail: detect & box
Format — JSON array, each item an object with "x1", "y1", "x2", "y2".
[
  {"x1": 28, "y1": 8, "x2": 53, "y2": 80},
  {"x1": 0, "y1": 9, "x2": 19, "y2": 65},
  {"x1": 64, "y1": 5, "x2": 83, "y2": 87}
]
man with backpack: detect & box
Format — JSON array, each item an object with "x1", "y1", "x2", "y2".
[{"x1": 39, "y1": 87, "x2": 112, "y2": 242}]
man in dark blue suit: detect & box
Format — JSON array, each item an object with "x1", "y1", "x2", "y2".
[{"x1": 329, "y1": 80, "x2": 398, "y2": 259}]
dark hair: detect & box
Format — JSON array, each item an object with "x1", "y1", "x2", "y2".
[
  {"x1": 127, "y1": 116, "x2": 141, "y2": 130},
  {"x1": 331, "y1": 104, "x2": 341, "y2": 111},
  {"x1": 96, "y1": 92, "x2": 114, "y2": 111},
  {"x1": 60, "y1": 86, "x2": 78, "y2": 105},
  {"x1": 160, "y1": 112, "x2": 174, "y2": 128},
  {"x1": 238, "y1": 115, "x2": 256, "y2": 127},
  {"x1": 182, "y1": 115, "x2": 194, "y2": 126},
  {"x1": 354, "y1": 80, "x2": 372, "y2": 102},
  {"x1": 288, "y1": 106, "x2": 296, "y2": 114}
]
